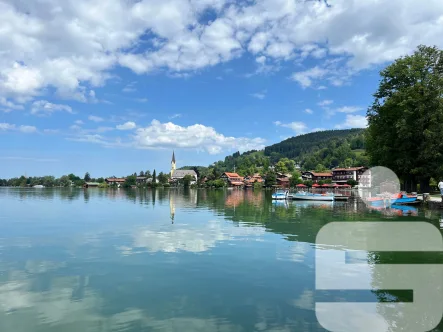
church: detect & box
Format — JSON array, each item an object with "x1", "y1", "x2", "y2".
[{"x1": 170, "y1": 151, "x2": 198, "y2": 184}]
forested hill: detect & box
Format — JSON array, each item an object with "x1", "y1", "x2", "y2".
[
  {"x1": 265, "y1": 129, "x2": 365, "y2": 160},
  {"x1": 264, "y1": 128, "x2": 368, "y2": 170},
  {"x1": 180, "y1": 128, "x2": 369, "y2": 176}
]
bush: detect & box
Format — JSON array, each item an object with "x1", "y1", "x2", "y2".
[
  {"x1": 213, "y1": 179, "x2": 226, "y2": 188},
  {"x1": 304, "y1": 180, "x2": 313, "y2": 187},
  {"x1": 346, "y1": 179, "x2": 358, "y2": 187},
  {"x1": 98, "y1": 182, "x2": 108, "y2": 189},
  {"x1": 253, "y1": 182, "x2": 263, "y2": 189}
]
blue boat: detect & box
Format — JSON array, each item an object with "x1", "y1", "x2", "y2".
[{"x1": 367, "y1": 193, "x2": 418, "y2": 207}]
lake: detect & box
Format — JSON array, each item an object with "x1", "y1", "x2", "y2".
[{"x1": 0, "y1": 188, "x2": 442, "y2": 332}]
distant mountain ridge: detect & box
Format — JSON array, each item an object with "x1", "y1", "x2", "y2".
[
  {"x1": 180, "y1": 128, "x2": 369, "y2": 176},
  {"x1": 264, "y1": 128, "x2": 366, "y2": 161}
]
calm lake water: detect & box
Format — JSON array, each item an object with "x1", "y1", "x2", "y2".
[{"x1": 0, "y1": 188, "x2": 442, "y2": 332}]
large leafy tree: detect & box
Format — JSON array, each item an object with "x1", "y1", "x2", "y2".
[
  {"x1": 181, "y1": 174, "x2": 194, "y2": 187},
  {"x1": 265, "y1": 172, "x2": 277, "y2": 187},
  {"x1": 157, "y1": 172, "x2": 169, "y2": 185},
  {"x1": 367, "y1": 45, "x2": 443, "y2": 192}
]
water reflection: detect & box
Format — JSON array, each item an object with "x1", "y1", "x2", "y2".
[
  {"x1": 368, "y1": 204, "x2": 419, "y2": 217},
  {"x1": 0, "y1": 188, "x2": 442, "y2": 332}
]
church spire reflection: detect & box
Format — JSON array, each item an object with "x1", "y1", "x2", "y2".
[{"x1": 169, "y1": 192, "x2": 175, "y2": 224}]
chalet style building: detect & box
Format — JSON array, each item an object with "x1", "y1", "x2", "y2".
[
  {"x1": 221, "y1": 172, "x2": 244, "y2": 186},
  {"x1": 244, "y1": 173, "x2": 264, "y2": 185},
  {"x1": 105, "y1": 178, "x2": 126, "y2": 186},
  {"x1": 301, "y1": 171, "x2": 333, "y2": 183},
  {"x1": 276, "y1": 176, "x2": 290, "y2": 188},
  {"x1": 332, "y1": 167, "x2": 369, "y2": 186}
]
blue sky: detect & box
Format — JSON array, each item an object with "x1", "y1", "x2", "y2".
[{"x1": 1, "y1": 0, "x2": 442, "y2": 178}]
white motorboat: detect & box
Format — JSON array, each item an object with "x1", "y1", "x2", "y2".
[
  {"x1": 290, "y1": 191, "x2": 334, "y2": 201},
  {"x1": 272, "y1": 190, "x2": 289, "y2": 200}
]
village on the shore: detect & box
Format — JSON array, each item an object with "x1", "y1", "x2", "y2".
[
  {"x1": 98, "y1": 151, "x2": 369, "y2": 190},
  {"x1": 1, "y1": 150, "x2": 370, "y2": 191}
]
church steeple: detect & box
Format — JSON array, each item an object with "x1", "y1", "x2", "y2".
[{"x1": 170, "y1": 151, "x2": 176, "y2": 176}]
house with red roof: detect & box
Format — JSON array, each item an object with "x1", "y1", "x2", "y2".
[
  {"x1": 244, "y1": 173, "x2": 264, "y2": 185},
  {"x1": 105, "y1": 178, "x2": 126, "y2": 187},
  {"x1": 220, "y1": 172, "x2": 244, "y2": 187}
]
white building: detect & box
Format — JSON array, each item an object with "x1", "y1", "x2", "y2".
[{"x1": 170, "y1": 151, "x2": 198, "y2": 184}]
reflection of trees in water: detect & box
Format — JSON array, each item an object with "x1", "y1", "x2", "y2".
[
  {"x1": 83, "y1": 188, "x2": 89, "y2": 202},
  {"x1": 2, "y1": 188, "x2": 443, "y2": 331},
  {"x1": 368, "y1": 248, "x2": 443, "y2": 331},
  {"x1": 4, "y1": 188, "x2": 81, "y2": 201}
]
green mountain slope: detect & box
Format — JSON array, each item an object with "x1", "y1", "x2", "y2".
[
  {"x1": 181, "y1": 129, "x2": 369, "y2": 176},
  {"x1": 264, "y1": 129, "x2": 368, "y2": 169}
]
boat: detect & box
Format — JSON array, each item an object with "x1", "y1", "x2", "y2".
[
  {"x1": 290, "y1": 191, "x2": 335, "y2": 201},
  {"x1": 334, "y1": 194, "x2": 349, "y2": 201},
  {"x1": 367, "y1": 192, "x2": 418, "y2": 207},
  {"x1": 272, "y1": 190, "x2": 289, "y2": 200}
]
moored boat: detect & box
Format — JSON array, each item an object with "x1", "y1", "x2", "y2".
[
  {"x1": 272, "y1": 190, "x2": 289, "y2": 200},
  {"x1": 367, "y1": 192, "x2": 418, "y2": 207},
  {"x1": 290, "y1": 191, "x2": 335, "y2": 201}
]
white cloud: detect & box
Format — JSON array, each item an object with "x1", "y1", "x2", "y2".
[
  {"x1": 336, "y1": 115, "x2": 368, "y2": 129},
  {"x1": 0, "y1": 97, "x2": 24, "y2": 110},
  {"x1": 291, "y1": 66, "x2": 328, "y2": 88},
  {"x1": 133, "y1": 120, "x2": 265, "y2": 154},
  {"x1": 134, "y1": 98, "x2": 148, "y2": 103},
  {"x1": 19, "y1": 125, "x2": 38, "y2": 133},
  {"x1": 122, "y1": 81, "x2": 137, "y2": 93},
  {"x1": 336, "y1": 106, "x2": 364, "y2": 113},
  {"x1": 304, "y1": 108, "x2": 313, "y2": 114},
  {"x1": 274, "y1": 121, "x2": 307, "y2": 135},
  {"x1": 0, "y1": 123, "x2": 16, "y2": 131},
  {"x1": 68, "y1": 134, "x2": 112, "y2": 145},
  {"x1": 1, "y1": 0, "x2": 442, "y2": 102},
  {"x1": 70, "y1": 124, "x2": 82, "y2": 131},
  {"x1": 116, "y1": 121, "x2": 137, "y2": 130},
  {"x1": 31, "y1": 100, "x2": 73, "y2": 116},
  {"x1": 250, "y1": 91, "x2": 266, "y2": 99},
  {"x1": 168, "y1": 114, "x2": 182, "y2": 119},
  {"x1": 318, "y1": 100, "x2": 334, "y2": 107},
  {"x1": 75, "y1": 120, "x2": 84, "y2": 125},
  {"x1": 0, "y1": 123, "x2": 37, "y2": 133},
  {"x1": 88, "y1": 115, "x2": 104, "y2": 122}
]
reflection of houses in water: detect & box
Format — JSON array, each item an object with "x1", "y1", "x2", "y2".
[
  {"x1": 225, "y1": 191, "x2": 245, "y2": 208},
  {"x1": 224, "y1": 190, "x2": 264, "y2": 208}
]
